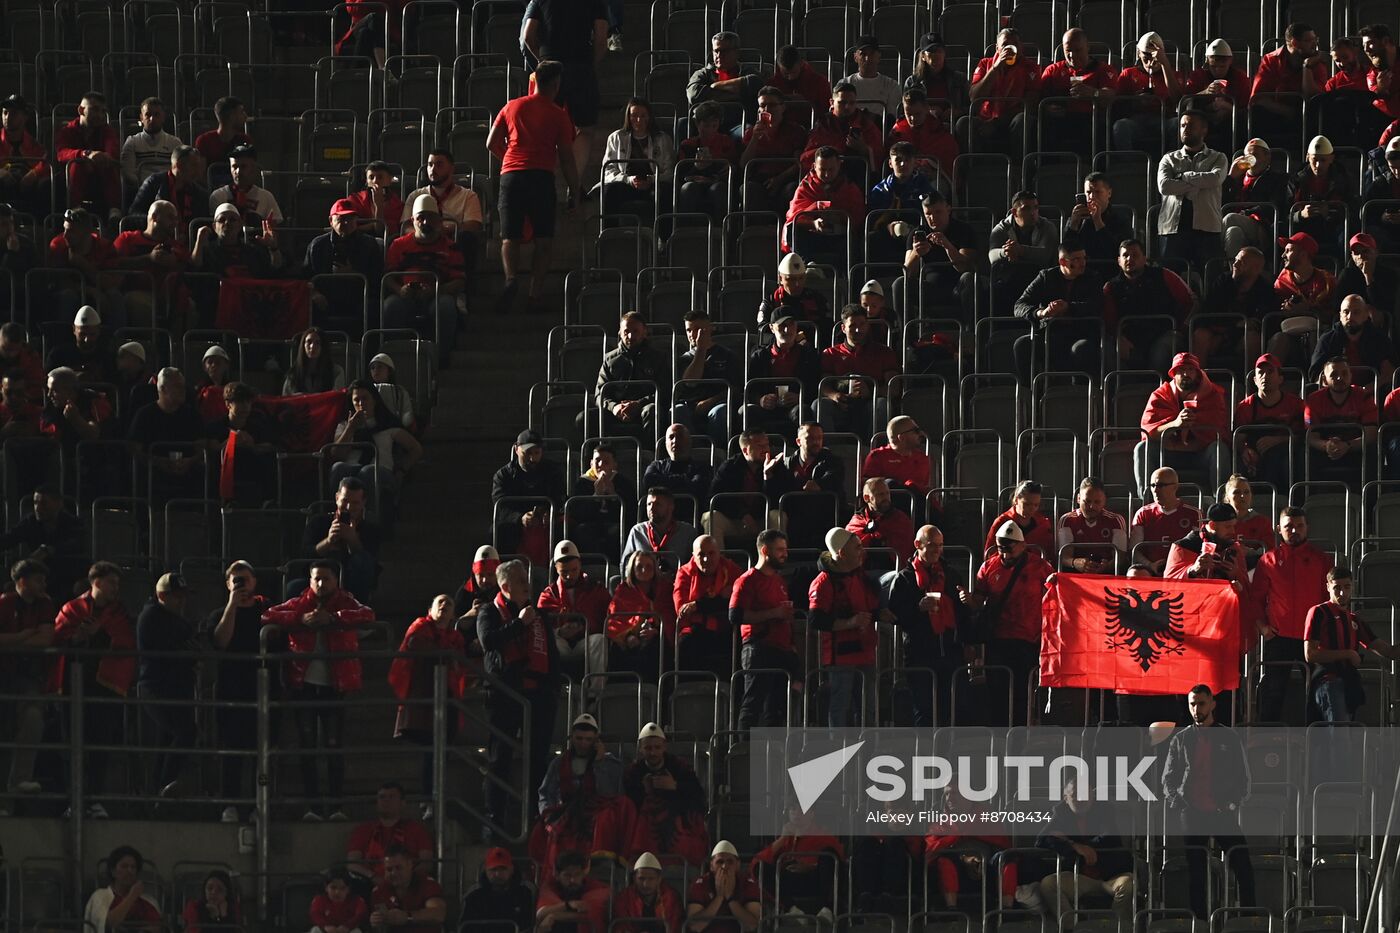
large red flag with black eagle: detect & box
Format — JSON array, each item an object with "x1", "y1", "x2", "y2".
[
  {"x1": 218, "y1": 389, "x2": 347, "y2": 499},
  {"x1": 1041, "y1": 574, "x2": 1243, "y2": 695},
  {"x1": 215, "y1": 277, "x2": 312, "y2": 339}
]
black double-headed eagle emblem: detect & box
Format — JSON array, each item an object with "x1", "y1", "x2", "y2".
[{"x1": 1102, "y1": 587, "x2": 1186, "y2": 671}]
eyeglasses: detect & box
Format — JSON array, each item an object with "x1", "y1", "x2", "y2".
[{"x1": 1149, "y1": 482, "x2": 1178, "y2": 488}]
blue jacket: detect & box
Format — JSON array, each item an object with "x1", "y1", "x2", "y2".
[{"x1": 867, "y1": 173, "x2": 935, "y2": 213}]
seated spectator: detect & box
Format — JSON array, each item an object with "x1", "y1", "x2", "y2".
[
  {"x1": 989, "y1": 190, "x2": 1059, "y2": 316},
  {"x1": 594, "y1": 311, "x2": 668, "y2": 441},
  {"x1": 181, "y1": 869, "x2": 241, "y2": 933},
  {"x1": 191, "y1": 200, "x2": 281, "y2": 278},
  {"x1": 642, "y1": 423, "x2": 713, "y2": 502},
  {"x1": 120, "y1": 97, "x2": 182, "y2": 192},
  {"x1": 195, "y1": 345, "x2": 232, "y2": 421},
  {"x1": 674, "y1": 309, "x2": 740, "y2": 445},
  {"x1": 750, "y1": 805, "x2": 844, "y2": 914},
  {"x1": 1222, "y1": 138, "x2": 1292, "y2": 257},
  {"x1": 1223, "y1": 474, "x2": 1275, "y2": 557},
  {"x1": 0, "y1": 323, "x2": 45, "y2": 404},
  {"x1": 686, "y1": 31, "x2": 762, "y2": 132},
  {"x1": 347, "y1": 781, "x2": 434, "y2": 890},
  {"x1": 601, "y1": 98, "x2": 674, "y2": 222},
  {"x1": 0, "y1": 95, "x2": 49, "y2": 217},
  {"x1": 533, "y1": 713, "x2": 631, "y2": 870},
  {"x1": 902, "y1": 190, "x2": 978, "y2": 320},
  {"x1": 0, "y1": 486, "x2": 83, "y2": 598},
  {"x1": 262, "y1": 560, "x2": 374, "y2": 820},
  {"x1": 284, "y1": 326, "x2": 346, "y2": 396},
  {"x1": 127, "y1": 367, "x2": 206, "y2": 500},
  {"x1": 0, "y1": 371, "x2": 40, "y2": 439},
  {"x1": 1012, "y1": 238, "x2": 1103, "y2": 377},
  {"x1": 306, "y1": 199, "x2": 385, "y2": 326},
  {"x1": 207, "y1": 561, "x2": 269, "y2": 822},
  {"x1": 615, "y1": 852, "x2": 684, "y2": 933},
  {"x1": 345, "y1": 161, "x2": 405, "y2": 235},
  {"x1": 135, "y1": 571, "x2": 197, "y2": 797},
  {"x1": 461, "y1": 849, "x2": 534, "y2": 933},
  {"x1": 756, "y1": 252, "x2": 832, "y2": 332},
  {"x1": 785, "y1": 146, "x2": 866, "y2": 265},
  {"x1": 1195, "y1": 247, "x2": 1275, "y2": 367},
  {"x1": 207, "y1": 382, "x2": 277, "y2": 506},
  {"x1": 818, "y1": 303, "x2": 899, "y2": 436},
  {"x1": 1039, "y1": 29, "x2": 1118, "y2": 152},
  {"x1": 47, "y1": 208, "x2": 122, "y2": 325},
  {"x1": 1361, "y1": 138, "x2": 1400, "y2": 251},
  {"x1": 905, "y1": 33, "x2": 969, "y2": 122},
  {"x1": 383, "y1": 194, "x2": 462, "y2": 363},
  {"x1": 676, "y1": 102, "x2": 737, "y2": 223},
  {"x1": 1235, "y1": 353, "x2": 1305, "y2": 491},
  {"x1": 492, "y1": 429, "x2": 565, "y2": 565},
  {"x1": 0, "y1": 204, "x2": 38, "y2": 310},
  {"x1": 984, "y1": 480, "x2": 1054, "y2": 558},
  {"x1": 370, "y1": 848, "x2": 447, "y2": 933},
  {"x1": 538, "y1": 540, "x2": 611, "y2": 676},
  {"x1": 1311, "y1": 294, "x2": 1395, "y2": 384},
  {"x1": 739, "y1": 86, "x2": 807, "y2": 215},
  {"x1": 194, "y1": 97, "x2": 252, "y2": 186},
  {"x1": 810, "y1": 527, "x2": 884, "y2": 726},
  {"x1": 1325, "y1": 37, "x2": 1370, "y2": 92},
  {"x1": 366, "y1": 353, "x2": 416, "y2": 431},
  {"x1": 1035, "y1": 776, "x2": 1136, "y2": 930},
  {"x1": 209, "y1": 144, "x2": 284, "y2": 226},
  {"x1": 113, "y1": 199, "x2": 190, "y2": 326},
  {"x1": 1184, "y1": 40, "x2": 1252, "y2": 151},
  {"x1": 54, "y1": 563, "x2": 135, "y2": 819},
  {"x1": 405, "y1": 149, "x2": 484, "y2": 269},
  {"x1": 82, "y1": 845, "x2": 161, "y2": 932},
  {"x1": 783, "y1": 421, "x2": 849, "y2": 538},
  {"x1": 843, "y1": 35, "x2": 903, "y2": 119},
  {"x1": 686, "y1": 842, "x2": 763, "y2": 933},
  {"x1": 1305, "y1": 565, "x2": 1400, "y2": 723},
  {"x1": 310, "y1": 868, "x2": 369, "y2": 933},
  {"x1": 39, "y1": 368, "x2": 111, "y2": 477},
  {"x1": 801, "y1": 82, "x2": 884, "y2": 183},
  {"x1": 675, "y1": 534, "x2": 743, "y2": 680},
  {"x1": 537, "y1": 851, "x2": 611, "y2": 933},
  {"x1": 1337, "y1": 234, "x2": 1397, "y2": 324},
  {"x1": 1305, "y1": 356, "x2": 1378, "y2": 485},
  {"x1": 771, "y1": 45, "x2": 832, "y2": 118},
  {"x1": 706, "y1": 429, "x2": 794, "y2": 550},
  {"x1": 864, "y1": 414, "x2": 931, "y2": 497},
  {"x1": 54, "y1": 93, "x2": 121, "y2": 219},
  {"x1": 1067, "y1": 171, "x2": 1137, "y2": 262},
  {"x1": 961, "y1": 27, "x2": 1040, "y2": 158},
  {"x1": 1164, "y1": 501, "x2": 1249, "y2": 581},
  {"x1": 330, "y1": 380, "x2": 423, "y2": 526},
  {"x1": 845, "y1": 476, "x2": 914, "y2": 563},
  {"x1": 623, "y1": 487, "x2": 700, "y2": 574},
  {"x1": 1250, "y1": 23, "x2": 1327, "y2": 140},
  {"x1": 1104, "y1": 237, "x2": 1196, "y2": 372},
  {"x1": 46, "y1": 305, "x2": 117, "y2": 384},
  {"x1": 624, "y1": 725, "x2": 709, "y2": 867},
  {"x1": 1361, "y1": 25, "x2": 1400, "y2": 130},
  {"x1": 1112, "y1": 32, "x2": 1181, "y2": 154},
  {"x1": 1136, "y1": 352, "x2": 1229, "y2": 497},
  {"x1": 857, "y1": 279, "x2": 900, "y2": 350},
  {"x1": 1291, "y1": 136, "x2": 1351, "y2": 258},
  {"x1": 300, "y1": 476, "x2": 382, "y2": 604},
  {"x1": 745, "y1": 313, "x2": 823, "y2": 439},
  {"x1": 1273, "y1": 232, "x2": 1337, "y2": 365},
  {"x1": 1131, "y1": 467, "x2": 1202, "y2": 571},
  {"x1": 572, "y1": 442, "x2": 636, "y2": 560},
  {"x1": 0, "y1": 559, "x2": 54, "y2": 796},
  {"x1": 868, "y1": 142, "x2": 939, "y2": 265},
  {"x1": 1057, "y1": 476, "x2": 1128, "y2": 572},
  {"x1": 607, "y1": 550, "x2": 673, "y2": 679}
]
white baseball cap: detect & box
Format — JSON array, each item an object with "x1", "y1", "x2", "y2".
[
  {"x1": 117, "y1": 341, "x2": 146, "y2": 363},
  {"x1": 411, "y1": 193, "x2": 441, "y2": 215},
  {"x1": 74, "y1": 305, "x2": 101, "y2": 327},
  {"x1": 995, "y1": 520, "x2": 1024, "y2": 543},
  {"x1": 1205, "y1": 39, "x2": 1233, "y2": 57},
  {"x1": 825, "y1": 527, "x2": 856, "y2": 556},
  {"x1": 1137, "y1": 31, "x2": 1164, "y2": 52},
  {"x1": 474, "y1": 544, "x2": 500, "y2": 563},
  {"x1": 860, "y1": 279, "x2": 884, "y2": 296},
  {"x1": 638, "y1": 722, "x2": 666, "y2": 741},
  {"x1": 554, "y1": 540, "x2": 581, "y2": 562}
]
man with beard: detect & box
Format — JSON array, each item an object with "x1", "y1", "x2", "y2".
[
  {"x1": 1251, "y1": 22, "x2": 1327, "y2": 137},
  {"x1": 405, "y1": 149, "x2": 484, "y2": 269},
  {"x1": 744, "y1": 314, "x2": 823, "y2": 440},
  {"x1": 1136, "y1": 352, "x2": 1229, "y2": 498},
  {"x1": 1310, "y1": 294, "x2": 1394, "y2": 383},
  {"x1": 1157, "y1": 111, "x2": 1228, "y2": 271},
  {"x1": 1103, "y1": 238, "x2": 1196, "y2": 373},
  {"x1": 537, "y1": 851, "x2": 611, "y2": 933},
  {"x1": 845, "y1": 477, "x2": 914, "y2": 564},
  {"x1": 1360, "y1": 25, "x2": 1400, "y2": 133},
  {"x1": 491, "y1": 429, "x2": 566, "y2": 565},
  {"x1": 1304, "y1": 356, "x2": 1378, "y2": 486},
  {"x1": 1335, "y1": 234, "x2": 1397, "y2": 323},
  {"x1": 782, "y1": 422, "x2": 847, "y2": 546},
  {"x1": 1035, "y1": 776, "x2": 1136, "y2": 930},
  {"x1": 642, "y1": 424, "x2": 713, "y2": 503},
  {"x1": 113, "y1": 202, "x2": 189, "y2": 327},
  {"x1": 1056, "y1": 476, "x2": 1129, "y2": 572},
  {"x1": 1164, "y1": 501, "x2": 1249, "y2": 585},
  {"x1": 0, "y1": 95, "x2": 49, "y2": 216},
  {"x1": 1066, "y1": 172, "x2": 1136, "y2": 263},
  {"x1": 623, "y1": 487, "x2": 699, "y2": 574},
  {"x1": 686, "y1": 842, "x2": 763, "y2": 933},
  {"x1": 756, "y1": 253, "x2": 832, "y2": 332},
  {"x1": 623, "y1": 723, "x2": 709, "y2": 867},
  {"x1": 810, "y1": 528, "x2": 886, "y2": 726},
  {"x1": 0, "y1": 486, "x2": 84, "y2": 599},
  {"x1": 1012, "y1": 238, "x2": 1103, "y2": 378},
  {"x1": 784, "y1": 146, "x2": 867, "y2": 266},
  {"x1": 816, "y1": 304, "x2": 900, "y2": 437},
  {"x1": 1196, "y1": 247, "x2": 1276, "y2": 368},
  {"x1": 460, "y1": 848, "x2": 534, "y2": 933},
  {"x1": 1234, "y1": 354, "x2": 1305, "y2": 491},
  {"x1": 533, "y1": 714, "x2": 631, "y2": 871},
  {"x1": 384, "y1": 194, "x2": 462, "y2": 362},
  {"x1": 863, "y1": 415, "x2": 932, "y2": 498},
  {"x1": 305, "y1": 199, "x2": 384, "y2": 328},
  {"x1": 614, "y1": 852, "x2": 684, "y2": 933},
  {"x1": 675, "y1": 310, "x2": 741, "y2": 446},
  {"x1": 706, "y1": 430, "x2": 794, "y2": 552},
  {"x1": 885, "y1": 524, "x2": 969, "y2": 726},
  {"x1": 47, "y1": 305, "x2": 116, "y2": 385},
  {"x1": 191, "y1": 201, "x2": 280, "y2": 278},
  {"x1": 1251, "y1": 506, "x2": 1332, "y2": 723},
  {"x1": 732, "y1": 529, "x2": 798, "y2": 729},
  {"x1": 673, "y1": 535, "x2": 742, "y2": 678}
]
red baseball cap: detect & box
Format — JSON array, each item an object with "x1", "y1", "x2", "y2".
[
  {"x1": 1168, "y1": 352, "x2": 1202, "y2": 375},
  {"x1": 1348, "y1": 232, "x2": 1378, "y2": 252},
  {"x1": 1278, "y1": 232, "x2": 1318, "y2": 257},
  {"x1": 484, "y1": 848, "x2": 513, "y2": 870},
  {"x1": 1254, "y1": 353, "x2": 1282, "y2": 370},
  {"x1": 330, "y1": 198, "x2": 358, "y2": 216}
]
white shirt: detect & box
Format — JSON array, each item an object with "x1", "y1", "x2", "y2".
[
  {"x1": 842, "y1": 72, "x2": 903, "y2": 121},
  {"x1": 210, "y1": 184, "x2": 285, "y2": 223},
  {"x1": 405, "y1": 183, "x2": 483, "y2": 230},
  {"x1": 84, "y1": 887, "x2": 162, "y2": 933}
]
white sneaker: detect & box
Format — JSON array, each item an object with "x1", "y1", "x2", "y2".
[
  {"x1": 12, "y1": 781, "x2": 41, "y2": 794},
  {"x1": 607, "y1": 32, "x2": 623, "y2": 52},
  {"x1": 816, "y1": 908, "x2": 834, "y2": 922},
  {"x1": 327, "y1": 809, "x2": 347, "y2": 821},
  {"x1": 87, "y1": 803, "x2": 109, "y2": 819},
  {"x1": 420, "y1": 803, "x2": 433, "y2": 821},
  {"x1": 221, "y1": 806, "x2": 240, "y2": 823},
  {"x1": 302, "y1": 809, "x2": 323, "y2": 822},
  {"x1": 786, "y1": 907, "x2": 806, "y2": 916}
]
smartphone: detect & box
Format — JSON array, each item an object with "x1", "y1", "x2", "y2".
[
  {"x1": 1184, "y1": 398, "x2": 1199, "y2": 410},
  {"x1": 758, "y1": 110, "x2": 773, "y2": 127},
  {"x1": 1074, "y1": 194, "x2": 1088, "y2": 206}
]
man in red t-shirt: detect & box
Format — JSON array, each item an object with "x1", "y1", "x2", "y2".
[
  {"x1": 863, "y1": 414, "x2": 931, "y2": 496},
  {"x1": 1136, "y1": 352, "x2": 1230, "y2": 499},
  {"x1": 113, "y1": 199, "x2": 190, "y2": 319},
  {"x1": 48, "y1": 207, "x2": 120, "y2": 324},
  {"x1": 487, "y1": 60, "x2": 580, "y2": 314},
  {"x1": 1304, "y1": 356, "x2": 1377, "y2": 485},
  {"x1": 53, "y1": 92, "x2": 121, "y2": 218},
  {"x1": 1235, "y1": 353, "x2": 1305, "y2": 489},
  {"x1": 347, "y1": 781, "x2": 434, "y2": 888},
  {"x1": 961, "y1": 27, "x2": 1041, "y2": 156},
  {"x1": 984, "y1": 479, "x2": 1055, "y2": 559},
  {"x1": 732, "y1": 529, "x2": 798, "y2": 729},
  {"x1": 370, "y1": 848, "x2": 447, "y2": 933},
  {"x1": 384, "y1": 194, "x2": 462, "y2": 363},
  {"x1": 1252, "y1": 22, "x2": 1328, "y2": 140},
  {"x1": 194, "y1": 96, "x2": 253, "y2": 188}
]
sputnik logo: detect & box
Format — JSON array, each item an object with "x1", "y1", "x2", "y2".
[{"x1": 786, "y1": 741, "x2": 865, "y2": 813}]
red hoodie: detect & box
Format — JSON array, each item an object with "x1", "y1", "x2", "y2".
[
  {"x1": 769, "y1": 62, "x2": 833, "y2": 110},
  {"x1": 51, "y1": 593, "x2": 136, "y2": 696},
  {"x1": 388, "y1": 615, "x2": 468, "y2": 705},
  {"x1": 262, "y1": 587, "x2": 374, "y2": 692},
  {"x1": 783, "y1": 169, "x2": 867, "y2": 251},
  {"x1": 1140, "y1": 375, "x2": 1229, "y2": 451}
]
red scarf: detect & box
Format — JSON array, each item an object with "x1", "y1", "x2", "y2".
[
  {"x1": 496, "y1": 594, "x2": 551, "y2": 681},
  {"x1": 645, "y1": 521, "x2": 673, "y2": 553},
  {"x1": 912, "y1": 559, "x2": 953, "y2": 635}
]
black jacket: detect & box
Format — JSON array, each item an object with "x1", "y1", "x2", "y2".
[
  {"x1": 1161, "y1": 722, "x2": 1251, "y2": 812},
  {"x1": 884, "y1": 558, "x2": 972, "y2": 659},
  {"x1": 623, "y1": 751, "x2": 707, "y2": 815},
  {"x1": 304, "y1": 230, "x2": 384, "y2": 284},
  {"x1": 1204, "y1": 271, "x2": 1279, "y2": 320},
  {"x1": 641, "y1": 456, "x2": 713, "y2": 502},
  {"x1": 491, "y1": 457, "x2": 566, "y2": 527},
  {"x1": 597, "y1": 340, "x2": 670, "y2": 410},
  {"x1": 1067, "y1": 205, "x2": 1135, "y2": 262},
  {"x1": 1310, "y1": 321, "x2": 1395, "y2": 379},
  {"x1": 1222, "y1": 167, "x2": 1291, "y2": 212},
  {"x1": 710, "y1": 455, "x2": 796, "y2": 521},
  {"x1": 460, "y1": 871, "x2": 535, "y2": 933},
  {"x1": 136, "y1": 598, "x2": 197, "y2": 696},
  {"x1": 1336, "y1": 264, "x2": 1398, "y2": 323},
  {"x1": 476, "y1": 593, "x2": 561, "y2": 688},
  {"x1": 1035, "y1": 801, "x2": 1135, "y2": 877},
  {"x1": 746, "y1": 342, "x2": 823, "y2": 403},
  {"x1": 782, "y1": 448, "x2": 846, "y2": 511},
  {"x1": 1014, "y1": 267, "x2": 1105, "y2": 323}
]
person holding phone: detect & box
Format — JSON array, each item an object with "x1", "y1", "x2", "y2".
[{"x1": 207, "y1": 560, "x2": 269, "y2": 822}]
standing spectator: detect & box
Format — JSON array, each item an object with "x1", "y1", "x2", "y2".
[
  {"x1": 816, "y1": 303, "x2": 898, "y2": 436},
  {"x1": 1252, "y1": 506, "x2": 1332, "y2": 722},
  {"x1": 370, "y1": 848, "x2": 447, "y2": 933},
  {"x1": 209, "y1": 145, "x2": 284, "y2": 225},
  {"x1": 537, "y1": 540, "x2": 611, "y2": 676},
  {"x1": 194, "y1": 97, "x2": 252, "y2": 187},
  {"x1": 615, "y1": 852, "x2": 684, "y2": 933},
  {"x1": 309, "y1": 868, "x2": 369, "y2": 933},
  {"x1": 1305, "y1": 566, "x2": 1400, "y2": 722},
  {"x1": 732, "y1": 529, "x2": 799, "y2": 729},
  {"x1": 673, "y1": 535, "x2": 742, "y2": 678},
  {"x1": 300, "y1": 477, "x2": 382, "y2": 604},
  {"x1": 885, "y1": 524, "x2": 968, "y2": 726},
  {"x1": 1310, "y1": 294, "x2": 1395, "y2": 384},
  {"x1": 1104, "y1": 238, "x2": 1196, "y2": 372},
  {"x1": 595, "y1": 311, "x2": 669, "y2": 440},
  {"x1": 345, "y1": 161, "x2": 405, "y2": 235},
  {"x1": 810, "y1": 527, "x2": 884, "y2": 726},
  {"x1": 1135, "y1": 352, "x2": 1229, "y2": 498},
  {"x1": 522, "y1": 0, "x2": 607, "y2": 184},
  {"x1": 607, "y1": 551, "x2": 672, "y2": 679},
  {"x1": 601, "y1": 98, "x2": 674, "y2": 222},
  {"x1": 208, "y1": 561, "x2": 268, "y2": 822},
  {"x1": 54, "y1": 93, "x2": 121, "y2": 219},
  {"x1": 675, "y1": 309, "x2": 740, "y2": 445},
  {"x1": 642, "y1": 423, "x2": 713, "y2": 503},
  {"x1": 686, "y1": 842, "x2": 763, "y2": 933},
  {"x1": 622, "y1": 487, "x2": 699, "y2": 574},
  {"x1": 843, "y1": 36, "x2": 903, "y2": 120},
  {"x1": 491, "y1": 429, "x2": 566, "y2": 565},
  {"x1": 706, "y1": 430, "x2": 794, "y2": 551},
  {"x1": 135, "y1": 571, "x2": 197, "y2": 797},
  {"x1": 181, "y1": 869, "x2": 241, "y2": 933},
  {"x1": 800, "y1": 83, "x2": 885, "y2": 179},
  {"x1": 1012, "y1": 238, "x2": 1104, "y2": 378},
  {"x1": 1067, "y1": 172, "x2": 1137, "y2": 262},
  {"x1": 962, "y1": 28, "x2": 1040, "y2": 158},
  {"x1": 1221, "y1": 139, "x2": 1291, "y2": 257},
  {"x1": 687, "y1": 32, "x2": 763, "y2": 132},
  {"x1": 477, "y1": 559, "x2": 561, "y2": 840},
  {"x1": 453, "y1": 545, "x2": 500, "y2": 657},
  {"x1": 1161, "y1": 685, "x2": 1256, "y2": 918},
  {"x1": 346, "y1": 782, "x2": 434, "y2": 889},
  {"x1": 623, "y1": 724, "x2": 709, "y2": 867},
  {"x1": 120, "y1": 98, "x2": 182, "y2": 191},
  {"x1": 389, "y1": 596, "x2": 467, "y2": 813},
  {"x1": 960, "y1": 521, "x2": 1054, "y2": 726},
  {"x1": 534, "y1": 713, "x2": 630, "y2": 867},
  {"x1": 905, "y1": 33, "x2": 970, "y2": 122},
  {"x1": 863, "y1": 415, "x2": 931, "y2": 497},
  {"x1": 984, "y1": 480, "x2": 1054, "y2": 558},
  {"x1": 1112, "y1": 32, "x2": 1182, "y2": 155},
  {"x1": 283, "y1": 327, "x2": 346, "y2": 396},
  {"x1": 382, "y1": 194, "x2": 462, "y2": 360},
  {"x1": 1250, "y1": 23, "x2": 1327, "y2": 140},
  {"x1": 53, "y1": 562, "x2": 135, "y2": 819},
  {"x1": 460, "y1": 849, "x2": 535, "y2": 933},
  {"x1": 676, "y1": 102, "x2": 738, "y2": 223},
  {"x1": 488, "y1": 61, "x2": 580, "y2": 315},
  {"x1": 1223, "y1": 474, "x2": 1275, "y2": 556},
  {"x1": 1130, "y1": 467, "x2": 1202, "y2": 571},
  {"x1": 263, "y1": 560, "x2": 374, "y2": 821},
  {"x1": 1057, "y1": 476, "x2": 1129, "y2": 572},
  {"x1": 845, "y1": 477, "x2": 915, "y2": 564},
  {"x1": 82, "y1": 845, "x2": 162, "y2": 932},
  {"x1": 1290, "y1": 136, "x2": 1351, "y2": 258},
  {"x1": 0, "y1": 95, "x2": 49, "y2": 217},
  {"x1": 1158, "y1": 110, "x2": 1228, "y2": 270},
  {"x1": 1234, "y1": 353, "x2": 1305, "y2": 491},
  {"x1": 1304, "y1": 356, "x2": 1378, "y2": 485},
  {"x1": 0, "y1": 559, "x2": 54, "y2": 798},
  {"x1": 739, "y1": 86, "x2": 807, "y2": 215},
  {"x1": 1039, "y1": 29, "x2": 1118, "y2": 153},
  {"x1": 0, "y1": 486, "x2": 84, "y2": 599}
]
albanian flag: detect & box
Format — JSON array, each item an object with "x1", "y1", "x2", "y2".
[
  {"x1": 218, "y1": 389, "x2": 347, "y2": 499},
  {"x1": 216, "y1": 277, "x2": 311, "y2": 339},
  {"x1": 1041, "y1": 574, "x2": 1242, "y2": 695}
]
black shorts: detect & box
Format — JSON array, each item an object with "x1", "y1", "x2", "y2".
[
  {"x1": 498, "y1": 169, "x2": 557, "y2": 240},
  {"x1": 556, "y1": 61, "x2": 600, "y2": 128}
]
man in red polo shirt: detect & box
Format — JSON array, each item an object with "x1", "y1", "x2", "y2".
[
  {"x1": 1039, "y1": 28, "x2": 1117, "y2": 152},
  {"x1": 863, "y1": 414, "x2": 931, "y2": 496},
  {"x1": 1251, "y1": 22, "x2": 1328, "y2": 140},
  {"x1": 962, "y1": 27, "x2": 1041, "y2": 157},
  {"x1": 487, "y1": 59, "x2": 579, "y2": 314},
  {"x1": 731, "y1": 529, "x2": 797, "y2": 729},
  {"x1": 1304, "y1": 356, "x2": 1377, "y2": 485},
  {"x1": 347, "y1": 782, "x2": 434, "y2": 888},
  {"x1": 817, "y1": 303, "x2": 899, "y2": 436},
  {"x1": 370, "y1": 847, "x2": 447, "y2": 933}
]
